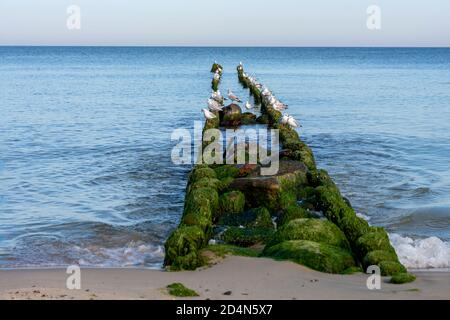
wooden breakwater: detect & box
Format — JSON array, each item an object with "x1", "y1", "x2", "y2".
[{"x1": 164, "y1": 63, "x2": 415, "y2": 284}]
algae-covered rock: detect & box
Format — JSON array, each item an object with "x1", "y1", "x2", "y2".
[
  {"x1": 222, "y1": 227, "x2": 274, "y2": 247},
  {"x1": 390, "y1": 273, "x2": 416, "y2": 284},
  {"x1": 182, "y1": 212, "x2": 212, "y2": 235},
  {"x1": 356, "y1": 230, "x2": 395, "y2": 257},
  {"x1": 266, "y1": 107, "x2": 282, "y2": 124},
  {"x1": 241, "y1": 112, "x2": 257, "y2": 125},
  {"x1": 379, "y1": 260, "x2": 407, "y2": 276},
  {"x1": 211, "y1": 63, "x2": 223, "y2": 73},
  {"x1": 220, "y1": 104, "x2": 242, "y2": 127},
  {"x1": 340, "y1": 213, "x2": 371, "y2": 243},
  {"x1": 186, "y1": 187, "x2": 219, "y2": 215},
  {"x1": 217, "y1": 176, "x2": 235, "y2": 192},
  {"x1": 256, "y1": 114, "x2": 269, "y2": 124},
  {"x1": 204, "y1": 116, "x2": 220, "y2": 131},
  {"x1": 308, "y1": 169, "x2": 335, "y2": 188},
  {"x1": 166, "y1": 283, "x2": 199, "y2": 297},
  {"x1": 189, "y1": 167, "x2": 217, "y2": 184},
  {"x1": 314, "y1": 185, "x2": 346, "y2": 224},
  {"x1": 164, "y1": 225, "x2": 206, "y2": 270},
  {"x1": 278, "y1": 204, "x2": 310, "y2": 226},
  {"x1": 263, "y1": 240, "x2": 356, "y2": 274},
  {"x1": 214, "y1": 165, "x2": 240, "y2": 180},
  {"x1": 363, "y1": 250, "x2": 399, "y2": 268},
  {"x1": 188, "y1": 177, "x2": 221, "y2": 193},
  {"x1": 219, "y1": 207, "x2": 273, "y2": 229},
  {"x1": 219, "y1": 191, "x2": 245, "y2": 216},
  {"x1": 212, "y1": 78, "x2": 220, "y2": 91},
  {"x1": 229, "y1": 160, "x2": 308, "y2": 212},
  {"x1": 268, "y1": 218, "x2": 351, "y2": 250}
]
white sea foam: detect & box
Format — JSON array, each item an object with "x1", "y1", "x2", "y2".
[
  {"x1": 389, "y1": 233, "x2": 450, "y2": 269},
  {"x1": 356, "y1": 212, "x2": 371, "y2": 222},
  {"x1": 75, "y1": 241, "x2": 165, "y2": 268}
]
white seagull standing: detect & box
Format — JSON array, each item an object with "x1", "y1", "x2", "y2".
[
  {"x1": 281, "y1": 114, "x2": 289, "y2": 125},
  {"x1": 245, "y1": 101, "x2": 253, "y2": 110},
  {"x1": 228, "y1": 89, "x2": 242, "y2": 103},
  {"x1": 207, "y1": 99, "x2": 223, "y2": 112},
  {"x1": 202, "y1": 108, "x2": 217, "y2": 120},
  {"x1": 211, "y1": 91, "x2": 224, "y2": 103},
  {"x1": 287, "y1": 115, "x2": 301, "y2": 128}
]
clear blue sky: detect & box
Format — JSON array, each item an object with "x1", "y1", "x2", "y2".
[{"x1": 0, "y1": 0, "x2": 449, "y2": 46}]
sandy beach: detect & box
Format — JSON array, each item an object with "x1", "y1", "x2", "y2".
[{"x1": 0, "y1": 256, "x2": 448, "y2": 300}]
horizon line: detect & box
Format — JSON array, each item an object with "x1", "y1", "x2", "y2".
[{"x1": 1, "y1": 45, "x2": 450, "y2": 49}]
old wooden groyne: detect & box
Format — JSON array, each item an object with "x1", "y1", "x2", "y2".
[{"x1": 164, "y1": 63, "x2": 415, "y2": 284}]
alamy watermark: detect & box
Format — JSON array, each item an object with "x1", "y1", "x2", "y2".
[
  {"x1": 67, "y1": 5, "x2": 81, "y2": 30},
  {"x1": 366, "y1": 265, "x2": 381, "y2": 290},
  {"x1": 171, "y1": 122, "x2": 280, "y2": 176},
  {"x1": 367, "y1": 5, "x2": 381, "y2": 30},
  {"x1": 66, "y1": 265, "x2": 81, "y2": 290}
]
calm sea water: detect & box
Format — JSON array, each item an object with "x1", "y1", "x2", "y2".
[{"x1": 1, "y1": 47, "x2": 449, "y2": 269}]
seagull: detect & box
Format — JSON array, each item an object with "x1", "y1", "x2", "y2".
[
  {"x1": 273, "y1": 101, "x2": 288, "y2": 111},
  {"x1": 281, "y1": 114, "x2": 289, "y2": 125},
  {"x1": 211, "y1": 91, "x2": 224, "y2": 103},
  {"x1": 262, "y1": 88, "x2": 271, "y2": 96},
  {"x1": 245, "y1": 101, "x2": 253, "y2": 110},
  {"x1": 207, "y1": 99, "x2": 223, "y2": 111},
  {"x1": 202, "y1": 108, "x2": 217, "y2": 120},
  {"x1": 228, "y1": 89, "x2": 242, "y2": 103},
  {"x1": 287, "y1": 115, "x2": 301, "y2": 128}
]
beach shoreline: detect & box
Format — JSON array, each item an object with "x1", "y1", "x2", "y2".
[{"x1": 1, "y1": 256, "x2": 449, "y2": 300}]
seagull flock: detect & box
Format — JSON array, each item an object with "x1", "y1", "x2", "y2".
[{"x1": 202, "y1": 62, "x2": 301, "y2": 129}]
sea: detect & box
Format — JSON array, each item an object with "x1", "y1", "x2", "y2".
[{"x1": 1, "y1": 47, "x2": 449, "y2": 269}]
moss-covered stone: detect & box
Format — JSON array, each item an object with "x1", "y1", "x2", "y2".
[
  {"x1": 340, "y1": 214, "x2": 371, "y2": 244},
  {"x1": 212, "y1": 78, "x2": 220, "y2": 91},
  {"x1": 203, "y1": 116, "x2": 220, "y2": 131},
  {"x1": 241, "y1": 112, "x2": 257, "y2": 125},
  {"x1": 211, "y1": 63, "x2": 223, "y2": 73},
  {"x1": 363, "y1": 250, "x2": 399, "y2": 268},
  {"x1": 268, "y1": 218, "x2": 351, "y2": 250},
  {"x1": 379, "y1": 260, "x2": 407, "y2": 276},
  {"x1": 222, "y1": 227, "x2": 274, "y2": 247},
  {"x1": 356, "y1": 231, "x2": 395, "y2": 258},
  {"x1": 308, "y1": 169, "x2": 335, "y2": 188},
  {"x1": 185, "y1": 187, "x2": 219, "y2": 216},
  {"x1": 229, "y1": 160, "x2": 308, "y2": 212},
  {"x1": 219, "y1": 191, "x2": 245, "y2": 216},
  {"x1": 278, "y1": 204, "x2": 310, "y2": 226},
  {"x1": 164, "y1": 225, "x2": 206, "y2": 270},
  {"x1": 390, "y1": 273, "x2": 416, "y2": 284},
  {"x1": 214, "y1": 165, "x2": 240, "y2": 180},
  {"x1": 188, "y1": 177, "x2": 221, "y2": 193},
  {"x1": 263, "y1": 240, "x2": 356, "y2": 274},
  {"x1": 217, "y1": 176, "x2": 235, "y2": 192},
  {"x1": 256, "y1": 114, "x2": 269, "y2": 124},
  {"x1": 182, "y1": 211, "x2": 213, "y2": 235},
  {"x1": 266, "y1": 107, "x2": 282, "y2": 124},
  {"x1": 166, "y1": 283, "x2": 199, "y2": 297},
  {"x1": 189, "y1": 167, "x2": 217, "y2": 184},
  {"x1": 219, "y1": 207, "x2": 273, "y2": 229},
  {"x1": 220, "y1": 104, "x2": 242, "y2": 127},
  {"x1": 202, "y1": 244, "x2": 261, "y2": 258}
]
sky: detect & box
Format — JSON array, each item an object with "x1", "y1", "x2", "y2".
[{"x1": 0, "y1": 0, "x2": 449, "y2": 46}]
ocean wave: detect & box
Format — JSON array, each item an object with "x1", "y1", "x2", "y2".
[
  {"x1": 389, "y1": 233, "x2": 450, "y2": 269},
  {"x1": 74, "y1": 241, "x2": 165, "y2": 268}
]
